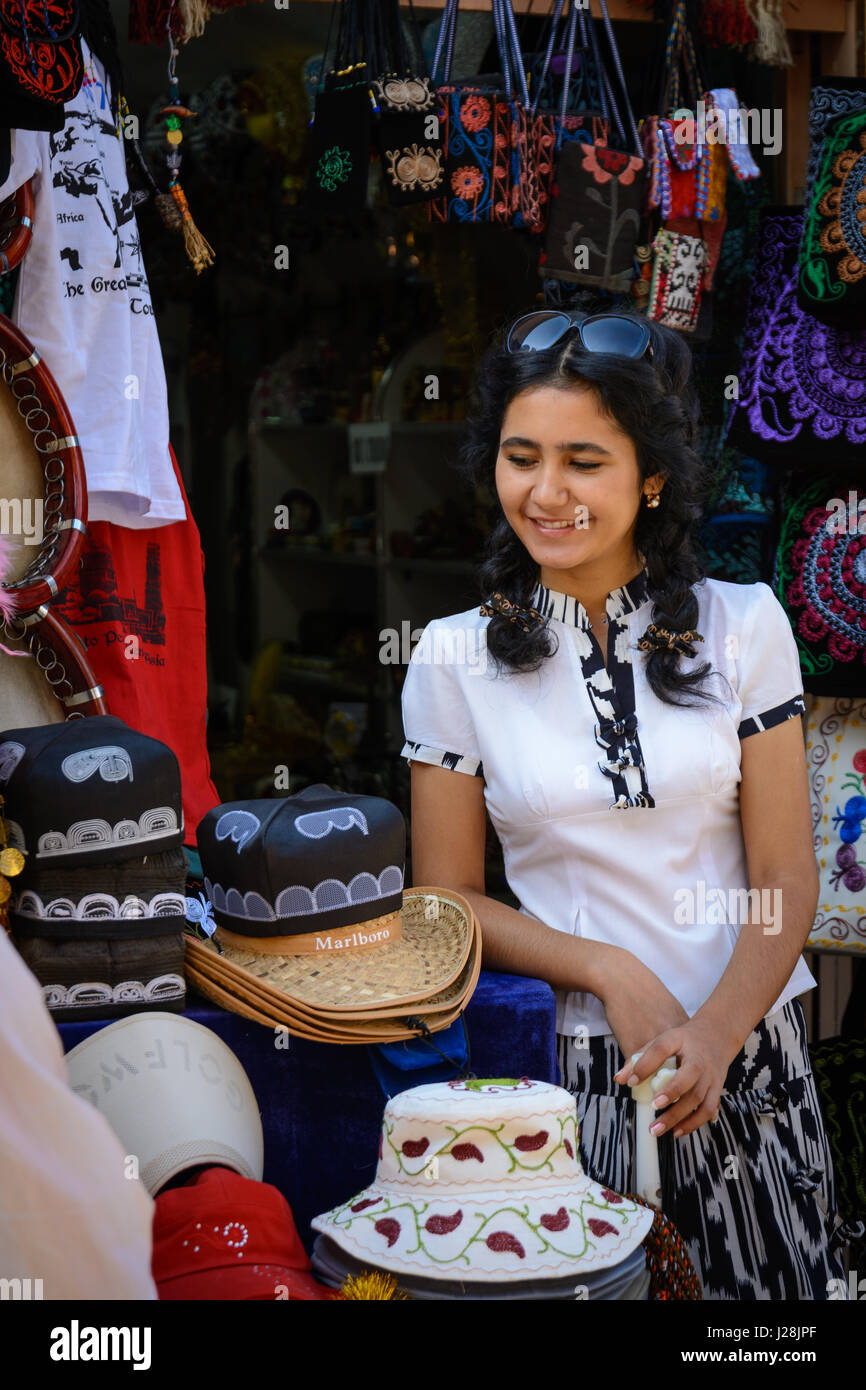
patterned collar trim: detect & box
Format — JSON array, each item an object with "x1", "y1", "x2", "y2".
[{"x1": 529, "y1": 567, "x2": 650, "y2": 630}]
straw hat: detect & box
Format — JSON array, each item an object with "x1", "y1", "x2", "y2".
[
  {"x1": 311, "y1": 1078, "x2": 654, "y2": 1283},
  {"x1": 185, "y1": 786, "x2": 481, "y2": 1043},
  {"x1": 65, "y1": 1013, "x2": 264, "y2": 1196}
]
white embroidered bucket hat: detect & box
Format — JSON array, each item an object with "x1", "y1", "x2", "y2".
[
  {"x1": 311, "y1": 1077, "x2": 654, "y2": 1282},
  {"x1": 64, "y1": 1012, "x2": 264, "y2": 1195}
]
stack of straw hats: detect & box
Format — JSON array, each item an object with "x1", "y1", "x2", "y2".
[
  {"x1": 183, "y1": 784, "x2": 481, "y2": 1044},
  {"x1": 1, "y1": 715, "x2": 188, "y2": 1021}
]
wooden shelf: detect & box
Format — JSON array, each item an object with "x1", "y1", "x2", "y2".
[{"x1": 299, "y1": 0, "x2": 850, "y2": 33}]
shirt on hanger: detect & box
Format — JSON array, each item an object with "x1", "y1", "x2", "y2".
[
  {"x1": 401, "y1": 572, "x2": 817, "y2": 1039},
  {"x1": 0, "y1": 927, "x2": 157, "y2": 1299},
  {"x1": 0, "y1": 39, "x2": 184, "y2": 528}
]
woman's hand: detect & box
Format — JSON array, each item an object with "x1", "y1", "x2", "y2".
[
  {"x1": 590, "y1": 945, "x2": 690, "y2": 1063},
  {"x1": 612, "y1": 1017, "x2": 743, "y2": 1140}
]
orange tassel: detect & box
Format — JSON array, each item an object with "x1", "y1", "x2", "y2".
[{"x1": 169, "y1": 182, "x2": 215, "y2": 274}]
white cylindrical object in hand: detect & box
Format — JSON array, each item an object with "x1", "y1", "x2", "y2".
[{"x1": 629, "y1": 1051, "x2": 679, "y2": 1208}]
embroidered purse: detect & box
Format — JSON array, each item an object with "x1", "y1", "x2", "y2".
[
  {"x1": 726, "y1": 208, "x2": 866, "y2": 468},
  {"x1": 797, "y1": 104, "x2": 866, "y2": 327},
  {"x1": 646, "y1": 226, "x2": 706, "y2": 332},
  {"x1": 540, "y1": 0, "x2": 644, "y2": 291},
  {"x1": 426, "y1": 0, "x2": 513, "y2": 224},
  {"x1": 0, "y1": 0, "x2": 83, "y2": 128},
  {"x1": 305, "y1": 1, "x2": 374, "y2": 222},
  {"x1": 773, "y1": 474, "x2": 866, "y2": 694},
  {"x1": 369, "y1": 0, "x2": 444, "y2": 206}
]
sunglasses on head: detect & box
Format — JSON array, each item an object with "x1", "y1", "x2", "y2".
[{"x1": 506, "y1": 310, "x2": 653, "y2": 361}]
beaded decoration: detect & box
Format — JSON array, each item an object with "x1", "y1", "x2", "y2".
[
  {"x1": 479, "y1": 592, "x2": 546, "y2": 633},
  {"x1": 628, "y1": 1193, "x2": 703, "y2": 1300},
  {"x1": 637, "y1": 624, "x2": 704, "y2": 658}
]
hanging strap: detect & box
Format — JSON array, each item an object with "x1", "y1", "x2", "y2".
[
  {"x1": 596, "y1": 0, "x2": 641, "y2": 153},
  {"x1": 431, "y1": 0, "x2": 459, "y2": 84}
]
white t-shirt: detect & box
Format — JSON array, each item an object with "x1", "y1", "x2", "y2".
[
  {"x1": 0, "y1": 40, "x2": 184, "y2": 527},
  {"x1": 0, "y1": 926, "x2": 157, "y2": 1299},
  {"x1": 401, "y1": 572, "x2": 817, "y2": 1038}
]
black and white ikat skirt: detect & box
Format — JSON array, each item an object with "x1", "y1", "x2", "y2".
[{"x1": 557, "y1": 999, "x2": 850, "y2": 1300}]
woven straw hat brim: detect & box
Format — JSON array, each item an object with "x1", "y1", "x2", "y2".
[
  {"x1": 187, "y1": 918, "x2": 480, "y2": 1038},
  {"x1": 185, "y1": 960, "x2": 469, "y2": 1044},
  {"x1": 184, "y1": 908, "x2": 480, "y2": 1023},
  {"x1": 191, "y1": 887, "x2": 475, "y2": 1013}
]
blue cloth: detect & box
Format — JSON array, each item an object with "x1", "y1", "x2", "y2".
[{"x1": 56, "y1": 969, "x2": 557, "y2": 1250}]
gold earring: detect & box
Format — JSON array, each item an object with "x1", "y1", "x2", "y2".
[{"x1": 645, "y1": 491, "x2": 661, "y2": 508}]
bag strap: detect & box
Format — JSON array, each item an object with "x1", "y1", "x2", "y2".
[
  {"x1": 431, "y1": 0, "x2": 459, "y2": 85},
  {"x1": 496, "y1": 0, "x2": 531, "y2": 107},
  {"x1": 659, "y1": 0, "x2": 701, "y2": 114},
  {"x1": 595, "y1": 0, "x2": 641, "y2": 153}
]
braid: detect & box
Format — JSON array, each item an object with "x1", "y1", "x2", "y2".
[
  {"x1": 478, "y1": 517, "x2": 558, "y2": 675},
  {"x1": 79, "y1": 0, "x2": 125, "y2": 121}
]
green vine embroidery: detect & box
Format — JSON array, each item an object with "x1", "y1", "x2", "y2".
[
  {"x1": 316, "y1": 146, "x2": 352, "y2": 192},
  {"x1": 385, "y1": 1113, "x2": 579, "y2": 1178},
  {"x1": 330, "y1": 1188, "x2": 640, "y2": 1269}
]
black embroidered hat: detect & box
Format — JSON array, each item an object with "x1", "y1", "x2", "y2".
[
  {"x1": 0, "y1": 714, "x2": 184, "y2": 869},
  {"x1": 195, "y1": 784, "x2": 405, "y2": 940},
  {"x1": 185, "y1": 784, "x2": 481, "y2": 1039}
]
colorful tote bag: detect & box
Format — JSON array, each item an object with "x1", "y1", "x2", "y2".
[
  {"x1": 797, "y1": 106, "x2": 866, "y2": 327},
  {"x1": 646, "y1": 226, "x2": 706, "y2": 331},
  {"x1": 805, "y1": 696, "x2": 866, "y2": 954},
  {"x1": 801, "y1": 78, "x2": 866, "y2": 241},
  {"x1": 725, "y1": 208, "x2": 866, "y2": 468},
  {"x1": 426, "y1": 0, "x2": 513, "y2": 224},
  {"x1": 773, "y1": 475, "x2": 866, "y2": 695}
]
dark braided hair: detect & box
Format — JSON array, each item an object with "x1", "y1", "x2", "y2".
[
  {"x1": 79, "y1": 0, "x2": 125, "y2": 122},
  {"x1": 461, "y1": 310, "x2": 725, "y2": 709}
]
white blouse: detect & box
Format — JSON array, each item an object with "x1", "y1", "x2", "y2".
[{"x1": 401, "y1": 569, "x2": 816, "y2": 1038}]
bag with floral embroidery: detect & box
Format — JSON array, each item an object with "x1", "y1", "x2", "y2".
[
  {"x1": 539, "y1": 0, "x2": 645, "y2": 290},
  {"x1": 647, "y1": 226, "x2": 706, "y2": 331}
]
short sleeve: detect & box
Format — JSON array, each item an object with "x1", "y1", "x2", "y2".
[
  {"x1": 400, "y1": 620, "x2": 485, "y2": 777},
  {"x1": 735, "y1": 583, "x2": 805, "y2": 738}
]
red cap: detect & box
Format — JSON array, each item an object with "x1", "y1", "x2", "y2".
[{"x1": 152, "y1": 1167, "x2": 334, "y2": 1300}]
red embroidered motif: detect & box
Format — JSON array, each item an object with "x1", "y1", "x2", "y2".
[
  {"x1": 514, "y1": 1131, "x2": 549, "y2": 1152},
  {"x1": 0, "y1": 32, "x2": 81, "y2": 103},
  {"x1": 351, "y1": 1198, "x2": 381, "y2": 1213},
  {"x1": 600, "y1": 1188, "x2": 624, "y2": 1204},
  {"x1": 539, "y1": 1207, "x2": 570, "y2": 1232},
  {"x1": 564, "y1": 1138, "x2": 574, "y2": 1159},
  {"x1": 450, "y1": 1143, "x2": 484, "y2": 1162},
  {"x1": 486, "y1": 1232, "x2": 526, "y2": 1258},
  {"x1": 374, "y1": 1218, "x2": 401, "y2": 1248},
  {"x1": 401, "y1": 1139, "x2": 429, "y2": 1158},
  {"x1": 424, "y1": 1212, "x2": 463, "y2": 1235},
  {"x1": 587, "y1": 1218, "x2": 618, "y2": 1238}
]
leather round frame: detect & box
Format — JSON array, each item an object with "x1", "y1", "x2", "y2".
[
  {"x1": 0, "y1": 604, "x2": 107, "y2": 728},
  {"x1": 0, "y1": 310, "x2": 87, "y2": 616},
  {"x1": 0, "y1": 180, "x2": 34, "y2": 273}
]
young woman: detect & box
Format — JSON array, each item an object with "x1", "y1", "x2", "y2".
[{"x1": 401, "y1": 308, "x2": 849, "y2": 1300}]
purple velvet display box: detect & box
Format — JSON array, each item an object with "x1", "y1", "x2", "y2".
[{"x1": 56, "y1": 969, "x2": 557, "y2": 1249}]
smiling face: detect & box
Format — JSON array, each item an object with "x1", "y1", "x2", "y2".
[{"x1": 494, "y1": 383, "x2": 664, "y2": 590}]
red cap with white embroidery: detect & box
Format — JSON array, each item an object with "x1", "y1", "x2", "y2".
[{"x1": 152, "y1": 1166, "x2": 334, "y2": 1300}]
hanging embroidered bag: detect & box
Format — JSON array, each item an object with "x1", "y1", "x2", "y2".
[
  {"x1": 797, "y1": 105, "x2": 866, "y2": 327},
  {"x1": 0, "y1": 0, "x2": 83, "y2": 128},
  {"x1": 646, "y1": 226, "x2": 706, "y2": 332},
  {"x1": 426, "y1": 0, "x2": 513, "y2": 224},
  {"x1": 368, "y1": 0, "x2": 444, "y2": 206},
  {"x1": 773, "y1": 473, "x2": 866, "y2": 694},
  {"x1": 726, "y1": 208, "x2": 866, "y2": 468},
  {"x1": 540, "y1": 0, "x2": 645, "y2": 290},
  {"x1": 305, "y1": 0, "x2": 373, "y2": 222}
]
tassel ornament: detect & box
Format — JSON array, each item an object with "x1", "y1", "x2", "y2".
[
  {"x1": 746, "y1": 0, "x2": 793, "y2": 67},
  {"x1": 170, "y1": 183, "x2": 215, "y2": 273}
]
